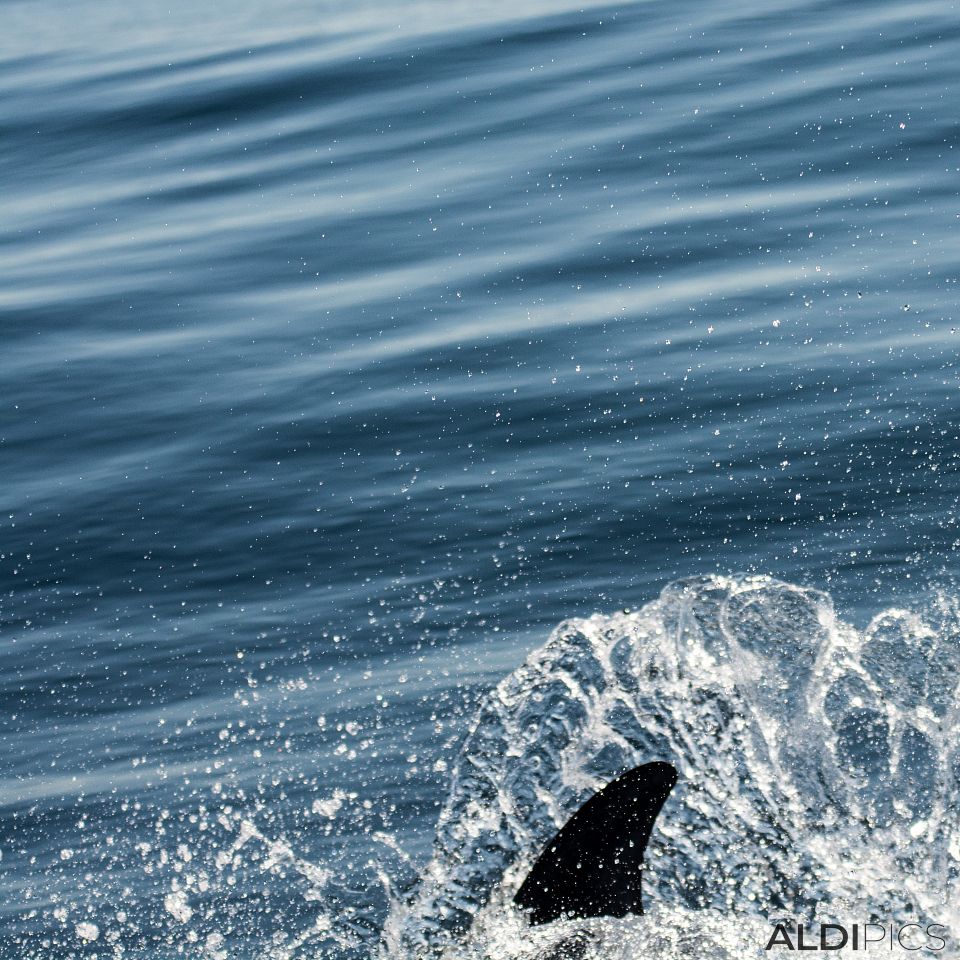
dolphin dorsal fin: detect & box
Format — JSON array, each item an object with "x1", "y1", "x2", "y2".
[{"x1": 514, "y1": 761, "x2": 677, "y2": 925}]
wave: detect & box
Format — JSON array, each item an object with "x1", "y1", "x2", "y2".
[{"x1": 381, "y1": 575, "x2": 960, "y2": 958}]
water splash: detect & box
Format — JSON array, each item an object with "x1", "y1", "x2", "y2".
[{"x1": 383, "y1": 575, "x2": 960, "y2": 958}]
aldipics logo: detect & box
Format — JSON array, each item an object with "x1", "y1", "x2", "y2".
[{"x1": 765, "y1": 921, "x2": 948, "y2": 952}]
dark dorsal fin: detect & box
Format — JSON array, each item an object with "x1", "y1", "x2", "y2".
[{"x1": 514, "y1": 761, "x2": 677, "y2": 925}]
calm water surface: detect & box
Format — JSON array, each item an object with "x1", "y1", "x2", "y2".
[{"x1": 3, "y1": 0, "x2": 960, "y2": 955}]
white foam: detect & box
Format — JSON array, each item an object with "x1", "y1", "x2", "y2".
[{"x1": 382, "y1": 575, "x2": 960, "y2": 958}]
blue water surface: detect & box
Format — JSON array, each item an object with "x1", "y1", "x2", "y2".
[{"x1": 2, "y1": 0, "x2": 960, "y2": 955}]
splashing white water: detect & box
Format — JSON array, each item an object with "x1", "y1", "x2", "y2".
[{"x1": 382, "y1": 575, "x2": 960, "y2": 958}]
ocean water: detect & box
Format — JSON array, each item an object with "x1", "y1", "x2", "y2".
[{"x1": 3, "y1": 0, "x2": 960, "y2": 957}]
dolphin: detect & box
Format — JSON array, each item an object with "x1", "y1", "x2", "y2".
[{"x1": 514, "y1": 761, "x2": 677, "y2": 924}]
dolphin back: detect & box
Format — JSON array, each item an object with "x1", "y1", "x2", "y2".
[{"x1": 514, "y1": 761, "x2": 677, "y2": 925}]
